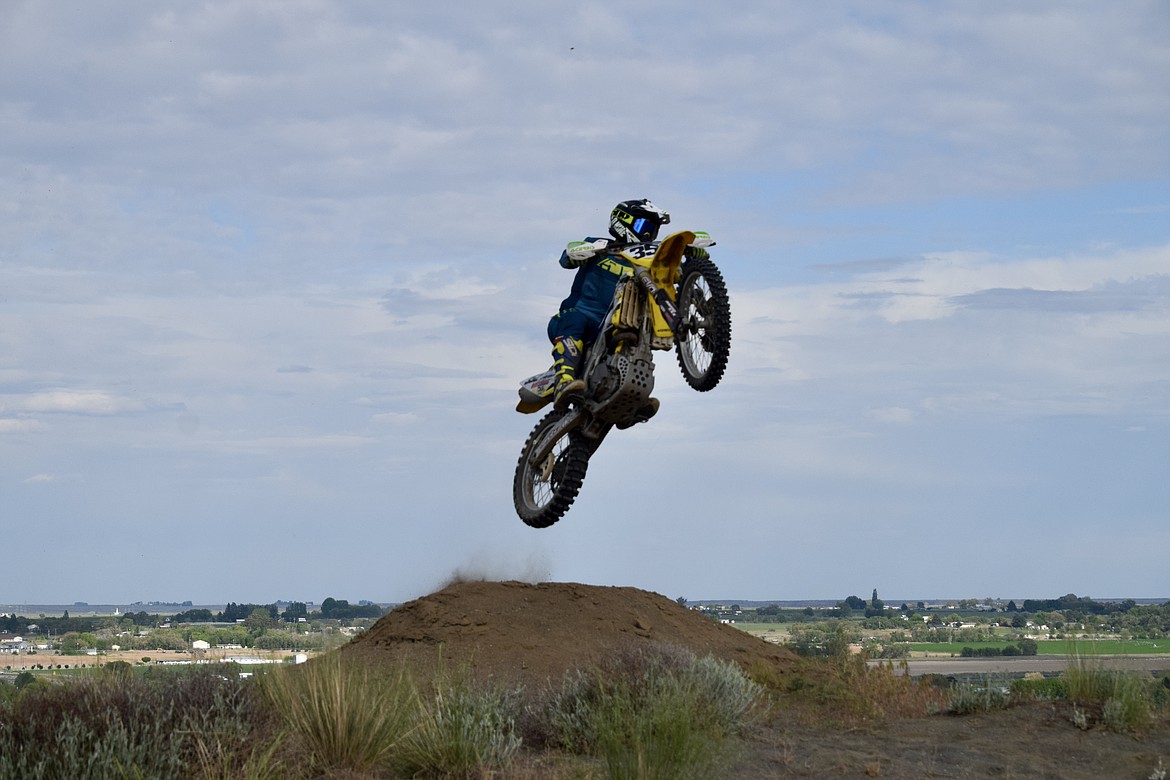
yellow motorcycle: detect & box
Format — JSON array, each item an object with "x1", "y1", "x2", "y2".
[{"x1": 513, "y1": 230, "x2": 731, "y2": 527}]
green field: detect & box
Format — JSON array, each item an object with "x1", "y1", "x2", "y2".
[
  {"x1": 737, "y1": 623, "x2": 790, "y2": 633},
  {"x1": 908, "y1": 639, "x2": 1169, "y2": 656}
]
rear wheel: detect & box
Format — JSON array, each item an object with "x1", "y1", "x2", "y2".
[
  {"x1": 675, "y1": 257, "x2": 731, "y2": 391},
  {"x1": 513, "y1": 409, "x2": 591, "y2": 528}
]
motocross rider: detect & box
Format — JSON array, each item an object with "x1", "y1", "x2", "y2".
[{"x1": 547, "y1": 198, "x2": 672, "y2": 409}]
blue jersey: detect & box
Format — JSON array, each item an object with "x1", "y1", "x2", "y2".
[{"x1": 556, "y1": 237, "x2": 637, "y2": 322}]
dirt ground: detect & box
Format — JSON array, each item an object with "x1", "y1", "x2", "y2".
[
  {"x1": 341, "y1": 579, "x2": 801, "y2": 685},
  {"x1": 343, "y1": 580, "x2": 1170, "y2": 779},
  {"x1": 736, "y1": 704, "x2": 1170, "y2": 779}
]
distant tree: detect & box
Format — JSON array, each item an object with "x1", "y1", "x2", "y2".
[
  {"x1": 219, "y1": 603, "x2": 279, "y2": 623},
  {"x1": 219, "y1": 603, "x2": 245, "y2": 622},
  {"x1": 173, "y1": 609, "x2": 214, "y2": 623},
  {"x1": 842, "y1": 595, "x2": 867, "y2": 611},
  {"x1": 1006, "y1": 600, "x2": 1018, "y2": 612},
  {"x1": 282, "y1": 602, "x2": 308, "y2": 622},
  {"x1": 58, "y1": 632, "x2": 86, "y2": 655},
  {"x1": 318, "y1": 597, "x2": 382, "y2": 620},
  {"x1": 676, "y1": 597, "x2": 688, "y2": 607},
  {"x1": 244, "y1": 607, "x2": 278, "y2": 634}
]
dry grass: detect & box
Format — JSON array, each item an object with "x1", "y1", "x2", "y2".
[{"x1": 751, "y1": 650, "x2": 949, "y2": 727}]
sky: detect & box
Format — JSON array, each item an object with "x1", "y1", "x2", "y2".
[{"x1": 2, "y1": 1, "x2": 1169, "y2": 606}]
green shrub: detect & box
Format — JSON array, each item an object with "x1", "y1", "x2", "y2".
[
  {"x1": 543, "y1": 644, "x2": 764, "y2": 780},
  {"x1": 0, "y1": 666, "x2": 271, "y2": 780},
  {"x1": 1009, "y1": 677, "x2": 1067, "y2": 703},
  {"x1": 1098, "y1": 672, "x2": 1152, "y2": 733},
  {"x1": 259, "y1": 652, "x2": 417, "y2": 775},
  {"x1": 396, "y1": 670, "x2": 522, "y2": 777},
  {"x1": 1064, "y1": 647, "x2": 1156, "y2": 732},
  {"x1": 592, "y1": 677, "x2": 719, "y2": 780},
  {"x1": 949, "y1": 677, "x2": 1011, "y2": 715}
]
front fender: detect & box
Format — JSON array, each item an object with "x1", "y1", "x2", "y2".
[
  {"x1": 649, "y1": 230, "x2": 695, "y2": 288},
  {"x1": 529, "y1": 408, "x2": 585, "y2": 466}
]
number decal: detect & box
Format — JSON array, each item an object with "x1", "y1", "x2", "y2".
[{"x1": 620, "y1": 242, "x2": 659, "y2": 260}]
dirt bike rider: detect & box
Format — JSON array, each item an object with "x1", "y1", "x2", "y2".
[{"x1": 547, "y1": 198, "x2": 676, "y2": 410}]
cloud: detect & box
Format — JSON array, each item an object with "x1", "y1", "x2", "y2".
[
  {"x1": 0, "y1": 419, "x2": 43, "y2": 433},
  {"x1": 371, "y1": 412, "x2": 417, "y2": 426},
  {"x1": 869, "y1": 407, "x2": 916, "y2": 425},
  {"x1": 731, "y1": 241, "x2": 1170, "y2": 428},
  {"x1": 952, "y1": 287, "x2": 1136, "y2": 314},
  {"x1": 182, "y1": 433, "x2": 378, "y2": 456},
  {"x1": 0, "y1": 390, "x2": 146, "y2": 416}
]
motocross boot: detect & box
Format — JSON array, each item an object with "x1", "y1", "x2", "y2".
[
  {"x1": 552, "y1": 336, "x2": 585, "y2": 410},
  {"x1": 618, "y1": 398, "x2": 660, "y2": 429}
]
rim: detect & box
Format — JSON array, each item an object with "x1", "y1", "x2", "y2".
[
  {"x1": 678, "y1": 274, "x2": 715, "y2": 378},
  {"x1": 522, "y1": 427, "x2": 572, "y2": 511}
]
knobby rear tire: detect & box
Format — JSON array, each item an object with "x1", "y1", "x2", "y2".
[
  {"x1": 675, "y1": 257, "x2": 732, "y2": 391},
  {"x1": 513, "y1": 409, "x2": 591, "y2": 528}
]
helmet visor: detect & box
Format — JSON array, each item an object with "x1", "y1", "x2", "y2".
[{"x1": 632, "y1": 217, "x2": 659, "y2": 241}]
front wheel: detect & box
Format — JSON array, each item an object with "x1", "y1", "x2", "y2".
[
  {"x1": 513, "y1": 409, "x2": 592, "y2": 528},
  {"x1": 675, "y1": 257, "x2": 731, "y2": 391}
]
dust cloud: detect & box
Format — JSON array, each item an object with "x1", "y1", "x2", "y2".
[{"x1": 437, "y1": 549, "x2": 554, "y2": 591}]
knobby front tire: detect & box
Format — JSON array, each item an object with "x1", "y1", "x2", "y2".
[
  {"x1": 513, "y1": 409, "x2": 591, "y2": 528},
  {"x1": 675, "y1": 257, "x2": 732, "y2": 391}
]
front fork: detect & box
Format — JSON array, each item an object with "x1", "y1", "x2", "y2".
[{"x1": 634, "y1": 269, "x2": 678, "y2": 334}]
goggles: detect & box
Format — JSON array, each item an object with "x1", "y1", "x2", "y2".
[{"x1": 631, "y1": 217, "x2": 658, "y2": 240}]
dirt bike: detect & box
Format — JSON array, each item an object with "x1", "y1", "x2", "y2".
[{"x1": 512, "y1": 230, "x2": 731, "y2": 528}]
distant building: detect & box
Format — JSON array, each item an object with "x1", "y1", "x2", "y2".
[{"x1": 1, "y1": 635, "x2": 29, "y2": 654}]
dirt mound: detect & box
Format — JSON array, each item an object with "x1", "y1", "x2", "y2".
[{"x1": 341, "y1": 580, "x2": 800, "y2": 687}]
